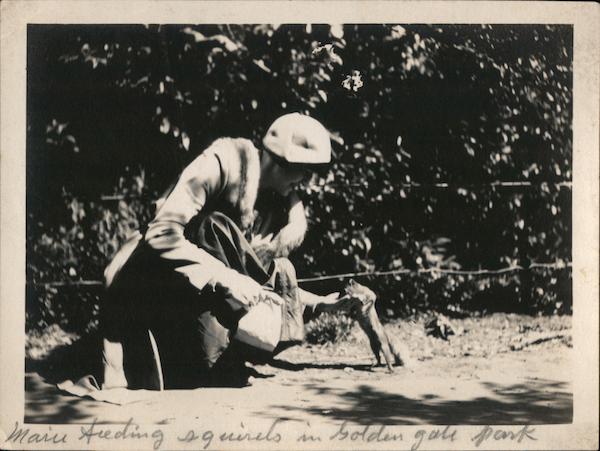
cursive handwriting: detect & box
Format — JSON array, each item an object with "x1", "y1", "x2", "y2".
[
  {"x1": 5, "y1": 422, "x2": 67, "y2": 445},
  {"x1": 78, "y1": 417, "x2": 164, "y2": 450},
  {"x1": 411, "y1": 426, "x2": 457, "y2": 451},
  {"x1": 178, "y1": 418, "x2": 283, "y2": 449},
  {"x1": 5, "y1": 417, "x2": 543, "y2": 450},
  {"x1": 471, "y1": 425, "x2": 537, "y2": 447},
  {"x1": 329, "y1": 421, "x2": 404, "y2": 443},
  {"x1": 219, "y1": 419, "x2": 283, "y2": 444}
]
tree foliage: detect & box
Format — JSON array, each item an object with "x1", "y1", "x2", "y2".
[{"x1": 26, "y1": 24, "x2": 572, "y2": 331}]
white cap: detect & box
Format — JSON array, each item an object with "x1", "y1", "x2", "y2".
[{"x1": 262, "y1": 113, "x2": 332, "y2": 164}]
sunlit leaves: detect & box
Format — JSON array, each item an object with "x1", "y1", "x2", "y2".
[
  {"x1": 28, "y1": 24, "x2": 573, "y2": 325},
  {"x1": 181, "y1": 27, "x2": 244, "y2": 53},
  {"x1": 342, "y1": 70, "x2": 364, "y2": 92}
]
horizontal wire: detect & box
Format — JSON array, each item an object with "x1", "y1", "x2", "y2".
[
  {"x1": 36, "y1": 181, "x2": 572, "y2": 288},
  {"x1": 297, "y1": 262, "x2": 571, "y2": 282},
  {"x1": 31, "y1": 280, "x2": 105, "y2": 288},
  {"x1": 28, "y1": 261, "x2": 572, "y2": 288},
  {"x1": 95, "y1": 181, "x2": 572, "y2": 201},
  {"x1": 308, "y1": 181, "x2": 572, "y2": 190}
]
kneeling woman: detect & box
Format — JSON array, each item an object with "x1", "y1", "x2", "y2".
[{"x1": 101, "y1": 113, "x2": 339, "y2": 389}]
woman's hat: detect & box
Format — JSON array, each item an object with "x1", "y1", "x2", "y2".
[{"x1": 262, "y1": 113, "x2": 332, "y2": 165}]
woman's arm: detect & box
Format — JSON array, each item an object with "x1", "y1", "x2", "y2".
[
  {"x1": 271, "y1": 192, "x2": 308, "y2": 257},
  {"x1": 144, "y1": 149, "x2": 264, "y2": 307},
  {"x1": 298, "y1": 288, "x2": 341, "y2": 314}
]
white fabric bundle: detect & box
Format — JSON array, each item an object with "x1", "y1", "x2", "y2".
[{"x1": 234, "y1": 301, "x2": 282, "y2": 352}]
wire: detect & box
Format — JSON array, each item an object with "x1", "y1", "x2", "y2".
[
  {"x1": 94, "y1": 180, "x2": 571, "y2": 201},
  {"x1": 100, "y1": 181, "x2": 573, "y2": 202},
  {"x1": 31, "y1": 280, "x2": 104, "y2": 288},
  {"x1": 310, "y1": 181, "x2": 572, "y2": 189},
  {"x1": 297, "y1": 261, "x2": 571, "y2": 282},
  {"x1": 33, "y1": 183, "x2": 574, "y2": 287},
  {"x1": 28, "y1": 261, "x2": 571, "y2": 288}
]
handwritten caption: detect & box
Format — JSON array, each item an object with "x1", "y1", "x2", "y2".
[{"x1": 6, "y1": 419, "x2": 536, "y2": 450}]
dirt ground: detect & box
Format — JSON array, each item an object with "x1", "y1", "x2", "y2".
[{"x1": 25, "y1": 313, "x2": 572, "y2": 425}]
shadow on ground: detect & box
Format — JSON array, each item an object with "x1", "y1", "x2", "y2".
[
  {"x1": 26, "y1": 368, "x2": 572, "y2": 425},
  {"x1": 263, "y1": 378, "x2": 572, "y2": 425},
  {"x1": 25, "y1": 373, "x2": 100, "y2": 424},
  {"x1": 270, "y1": 358, "x2": 375, "y2": 372},
  {"x1": 24, "y1": 326, "x2": 572, "y2": 425}
]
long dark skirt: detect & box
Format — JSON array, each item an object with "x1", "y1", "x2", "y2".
[{"x1": 101, "y1": 212, "x2": 304, "y2": 389}]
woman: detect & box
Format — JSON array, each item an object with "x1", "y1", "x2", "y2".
[{"x1": 101, "y1": 113, "x2": 340, "y2": 389}]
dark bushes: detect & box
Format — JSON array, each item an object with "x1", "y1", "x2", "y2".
[{"x1": 26, "y1": 24, "x2": 572, "y2": 331}]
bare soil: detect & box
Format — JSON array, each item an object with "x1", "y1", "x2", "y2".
[{"x1": 25, "y1": 313, "x2": 572, "y2": 425}]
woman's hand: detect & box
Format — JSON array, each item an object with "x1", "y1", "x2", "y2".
[
  {"x1": 219, "y1": 272, "x2": 263, "y2": 308},
  {"x1": 320, "y1": 292, "x2": 342, "y2": 305},
  {"x1": 317, "y1": 293, "x2": 365, "y2": 313},
  {"x1": 219, "y1": 272, "x2": 284, "y2": 308}
]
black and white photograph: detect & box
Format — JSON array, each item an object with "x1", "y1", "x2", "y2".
[{"x1": 1, "y1": 1, "x2": 598, "y2": 450}]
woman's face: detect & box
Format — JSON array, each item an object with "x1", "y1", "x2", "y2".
[{"x1": 261, "y1": 151, "x2": 312, "y2": 196}]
